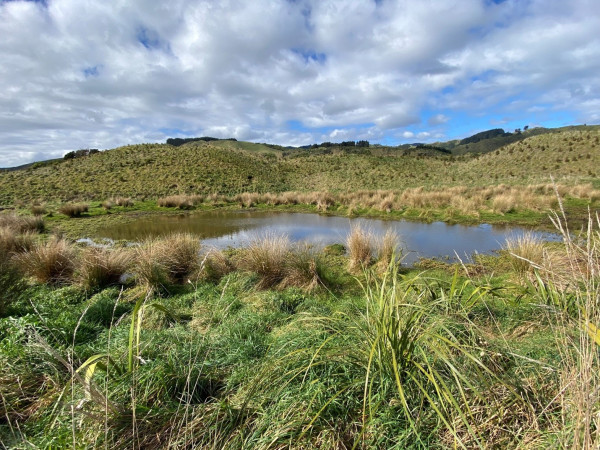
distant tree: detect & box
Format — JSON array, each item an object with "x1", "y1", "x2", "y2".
[
  {"x1": 356, "y1": 140, "x2": 370, "y2": 147},
  {"x1": 524, "y1": 125, "x2": 529, "y2": 131},
  {"x1": 340, "y1": 141, "x2": 356, "y2": 147}
]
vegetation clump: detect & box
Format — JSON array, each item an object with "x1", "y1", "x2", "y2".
[
  {"x1": 14, "y1": 237, "x2": 77, "y2": 284},
  {"x1": 59, "y1": 203, "x2": 89, "y2": 217}
]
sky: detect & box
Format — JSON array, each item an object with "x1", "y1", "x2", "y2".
[{"x1": 0, "y1": 0, "x2": 599, "y2": 167}]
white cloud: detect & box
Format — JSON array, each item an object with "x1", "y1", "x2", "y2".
[{"x1": 0, "y1": 0, "x2": 599, "y2": 166}]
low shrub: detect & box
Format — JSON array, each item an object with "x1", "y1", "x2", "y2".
[{"x1": 59, "y1": 203, "x2": 89, "y2": 218}]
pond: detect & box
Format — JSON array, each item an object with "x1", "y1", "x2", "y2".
[{"x1": 95, "y1": 210, "x2": 557, "y2": 265}]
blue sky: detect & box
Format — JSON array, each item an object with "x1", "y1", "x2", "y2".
[{"x1": 0, "y1": 0, "x2": 599, "y2": 166}]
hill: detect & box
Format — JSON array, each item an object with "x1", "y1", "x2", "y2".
[{"x1": 0, "y1": 126, "x2": 599, "y2": 205}]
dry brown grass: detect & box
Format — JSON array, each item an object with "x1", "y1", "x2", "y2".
[
  {"x1": 0, "y1": 227, "x2": 35, "y2": 257},
  {"x1": 157, "y1": 195, "x2": 194, "y2": 209},
  {"x1": 347, "y1": 225, "x2": 375, "y2": 272},
  {"x1": 199, "y1": 248, "x2": 234, "y2": 282},
  {"x1": 114, "y1": 197, "x2": 134, "y2": 207},
  {"x1": 236, "y1": 233, "x2": 290, "y2": 288},
  {"x1": 281, "y1": 244, "x2": 327, "y2": 291},
  {"x1": 59, "y1": 203, "x2": 89, "y2": 217},
  {"x1": 504, "y1": 232, "x2": 546, "y2": 277},
  {"x1": 159, "y1": 233, "x2": 202, "y2": 284},
  {"x1": 14, "y1": 237, "x2": 77, "y2": 284},
  {"x1": 78, "y1": 246, "x2": 133, "y2": 290},
  {"x1": 0, "y1": 213, "x2": 44, "y2": 233},
  {"x1": 375, "y1": 229, "x2": 401, "y2": 272}
]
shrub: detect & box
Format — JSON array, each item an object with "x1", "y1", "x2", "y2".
[
  {"x1": 236, "y1": 233, "x2": 290, "y2": 288},
  {"x1": 78, "y1": 247, "x2": 133, "y2": 290},
  {"x1": 14, "y1": 237, "x2": 77, "y2": 284},
  {"x1": 102, "y1": 200, "x2": 113, "y2": 210},
  {"x1": 347, "y1": 225, "x2": 375, "y2": 272},
  {"x1": 59, "y1": 203, "x2": 89, "y2": 218}
]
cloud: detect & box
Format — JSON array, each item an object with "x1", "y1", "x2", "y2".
[{"x1": 0, "y1": 0, "x2": 599, "y2": 166}]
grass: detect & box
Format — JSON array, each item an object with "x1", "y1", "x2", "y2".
[
  {"x1": 14, "y1": 237, "x2": 77, "y2": 284},
  {"x1": 347, "y1": 225, "x2": 375, "y2": 272},
  {"x1": 1, "y1": 210, "x2": 599, "y2": 447},
  {"x1": 236, "y1": 233, "x2": 290, "y2": 288},
  {"x1": 0, "y1": 127, "x2": 599, "y2": 207},
  {"x1": 78, "y1": 246, "x2": 133, "y2": 290},
  {"x1": 59, "y1": 202, "x2": 89, "y2": 217}
]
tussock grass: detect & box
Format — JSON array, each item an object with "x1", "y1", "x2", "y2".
[
  {"x1": 58, "y1": 203, "x2": 89, "y2": 217},
  {"x1": 281, "y1": 244, "x2": 328, "y2": 291},
  {"x1": 114, "y1": 196, "x2": 134, "y2": 207},
  {"x1": 347, "y1": 225, "x2": 375, "y2": 272},
  {"x1": 14, "y1": 237, "x2": 76, "y2": 284},
  {"x1": 157, "y1": 194, "x2": 203, "y2": 209},
  {"x1": 29, "y1": 204, "x2": 46, "y2": 216},
  {"x1": 134, "y1": 233, "x2": 201, "y2": 290},
  {"x1": 0, "y1": 213, "x2": 44, "y2": 233},
  {"x1": 78, "y1": 246, "x2": 133, "y2": 290},
  {"x1": 236, "y1": 233, "x2": 290, "y2": 288},
  {"x1": 0, "y1": 226, "x2": 35, "y2": 255},
  {"x1": 376, "y1": 229, "x2": 401, "y2": 272},
  {"x1": 504, "y1": 232, "x2": 545, "y2": 277},
  {"x1": 199, "y1": 248, "x2": 234, "y2": 282}
]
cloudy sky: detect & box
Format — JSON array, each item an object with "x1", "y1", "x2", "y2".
[{"x1": 0, "y1": 0, "x2": 599, "y2": 167}]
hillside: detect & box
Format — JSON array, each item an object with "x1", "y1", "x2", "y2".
[{"x1": 0, "y1": 127, "x2": 599, "y2": 205}]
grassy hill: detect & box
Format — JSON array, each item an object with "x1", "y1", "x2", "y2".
[{"x1": 0, "y1": 126, "x2": 599, "y2": 205}]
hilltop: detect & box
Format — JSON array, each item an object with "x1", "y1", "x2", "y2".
[{"x1": 0, "y1": 125, "x2": 599, "y2": 205}]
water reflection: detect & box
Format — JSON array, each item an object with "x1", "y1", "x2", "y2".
[{"x1": 96, "y1": 210, "x2": 557, "y2": 265}]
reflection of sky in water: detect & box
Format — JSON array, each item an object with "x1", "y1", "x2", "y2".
[
  {"x1": 97, "y1": 211, "x2": 558, "y2": 265},
  {"x1": 149, "y1": 212, "x2": 558, "y2": 266}
]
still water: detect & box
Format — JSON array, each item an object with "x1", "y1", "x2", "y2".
[{"x1": 96, "y1": 210, "x2": 556, "y2": 265}]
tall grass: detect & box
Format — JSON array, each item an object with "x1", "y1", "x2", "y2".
[
  {"x1": 59, "y1": 203, "x2": 89, "y2": 217},
  {"x1": 504, "y1": 232, "x2": 546, "y2": 278},
  {"x1": 236, "y1": 233, "x2": 290, "y2": 288},
  {"x1": 78, "y1": 246, "x2": 133, "y2": 290},
  {"x1": 14, "y1": 237, "x2": 77, "y2": 284},
  {"x1": 134, "y1": 233, "x2": 201, "y2": 291},
  {"x1": 0, "y1": 213, "x2": 44, "y2": 233},
  {"x1": 347, "y1": 225, "x2": 375, "y2": 272},
  {"x1": 528, "y1": 209, "x2": 600, "y2": 447}
]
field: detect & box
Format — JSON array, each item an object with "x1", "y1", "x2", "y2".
[{"x1": 1, "y1": 126, "x2": 600, "y2": 448}]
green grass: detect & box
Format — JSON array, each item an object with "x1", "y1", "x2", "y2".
[{"x1": 2, "y1": 211, "x2": 599, "y2": 447}]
